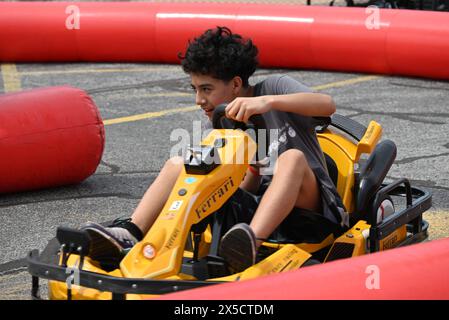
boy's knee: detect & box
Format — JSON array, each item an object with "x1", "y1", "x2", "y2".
[
  {"x1": 274, "y1": 149, "x2": 307, "y2": 175},
  {"x1": 167, "y1": 156, "x2": 183, "y2": 165},
  {"x1": 165, "y1": 156, "x2": 184, "y2": 171},
  {"x1": 280, "y1": 149, "x2": 307, "y2": 166}
]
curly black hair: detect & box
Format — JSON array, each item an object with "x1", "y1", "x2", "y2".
[{"x1": 178, "y1": 26, "x2": 259, "y2": 87}]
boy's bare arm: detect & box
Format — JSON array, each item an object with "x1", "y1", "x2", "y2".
[
  {"x1": 265, "y1": 92, "x2": 336, "y2": 117},
  {"x1": 226, "y1": 93, "x2": 336, "y2": 123}
]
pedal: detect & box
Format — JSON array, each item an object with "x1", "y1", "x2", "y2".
[
  {"x1": 56, "y1": 226, "x2": 91, "y2": 256},
  {"x1": 206, "y1": 255, "x2": 229, "y2": 278}
]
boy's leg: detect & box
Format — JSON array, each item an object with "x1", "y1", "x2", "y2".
[
  {"x1": 219, "y1": 149, "x2": 320, "y2": 272},
  {"x1": 250, "y1": 149, "x2": 321, "y2": 246},
  {"x1": 83, "y1": 156, "x2": 183, "y2": 260},
  {"x1": 131, "y1": 156, "x2": 184, "y2": 234}
]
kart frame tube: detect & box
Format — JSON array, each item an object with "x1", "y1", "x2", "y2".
[
  {"x1": 368, "y1": 180, "x2": 431, "y2": 252},
  {"x1": 321, "y1": 115, "x2": 432, "y2": 250},
  {"x1": 27, "y1": 249, "x2": 224, "y2": 300}
]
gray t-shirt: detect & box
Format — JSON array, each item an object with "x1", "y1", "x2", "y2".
[{"x1": 254, "y1": 75, "x2": 347, "y2": 227}]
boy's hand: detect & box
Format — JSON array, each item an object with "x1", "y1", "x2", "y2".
[{"x1": 225, "y1": 96, "x2": 272, "y2": 123}]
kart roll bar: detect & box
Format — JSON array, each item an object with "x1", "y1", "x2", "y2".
[{"x1": 368, "y1": 179, "x2": 432, "y2": 252}]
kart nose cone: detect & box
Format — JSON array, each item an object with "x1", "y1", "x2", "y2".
[{"x1": 143, "y1": 244, "x2": 156, "y2": 259}]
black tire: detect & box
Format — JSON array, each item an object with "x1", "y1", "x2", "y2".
[{"x1": 301, "y1": 258, "x2": 321, "y2": 268}]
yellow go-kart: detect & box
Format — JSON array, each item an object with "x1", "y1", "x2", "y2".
[{"x1": 27, "y1": 105, "x2": 431, "y2": 300}]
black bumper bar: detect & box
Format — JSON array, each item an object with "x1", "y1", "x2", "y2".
[{"x1": 27, "y1": 250, "x2": 224, "y2": 300}]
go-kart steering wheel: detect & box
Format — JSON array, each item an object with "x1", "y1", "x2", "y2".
[{"x1": 212, "y1": 104, "x2": 269, "y2": 162}]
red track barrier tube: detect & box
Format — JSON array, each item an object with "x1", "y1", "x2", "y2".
[
  {"x1": 0, "y1": 3, "x2": 448, "y2": 80},
  {"x1": 161, "y1": 237, "x2": 449, "y2": 300},
  {"x1": 0, "y1": 86, "x2": 104, "y2": 193}
]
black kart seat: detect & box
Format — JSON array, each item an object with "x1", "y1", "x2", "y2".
[
  {"x1": 324, "y1": 153, "x2": 339, "y2": 188},
  {"x1": 354, "y1": 139, "x2": 397, "y2": 221}
]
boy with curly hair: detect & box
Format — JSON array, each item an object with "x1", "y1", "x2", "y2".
[{"x1": 83, "y1": 26, "x2": 347, "y2": 273}]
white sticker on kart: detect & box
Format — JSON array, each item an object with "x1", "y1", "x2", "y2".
[{"x1": 169, "y1": 200, "x2": 183, "y2": 211}]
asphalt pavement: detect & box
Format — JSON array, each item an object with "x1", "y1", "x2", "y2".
[{"x1": 1, "y1": 62, "x2": 448, "y2": 299}]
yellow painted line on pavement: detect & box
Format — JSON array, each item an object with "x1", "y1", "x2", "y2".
[
  {"x1": 312, "y1": 75, "x2": 381, "y2": 91},
  {"x1": 20, "y1": 67, "x2": 177, "y2": 77},
  {"x1": 137, "y1": 92, "x2": 192, "y2": 98},
  {"x1": 103, "y1": 105, "x2": 199, "y2": 126},
  {"x1": 102, "y1": 74, "x2": 381, "y2": 126},
  {"x1": 1, "y1": 63, "x2": 22, "y2": 92},
  {"x1": 113, "y1": 92, "x2": 192, "y2": 99}
]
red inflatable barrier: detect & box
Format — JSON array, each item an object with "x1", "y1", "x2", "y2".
[
  {"x1": 0, "y1": 87, "x2": 104, "y2": 193},
  {"x1": 161, "y1": 237, "x2": 449, "y2": 300},
  {"x1": 0, "y1": 2, "x2": 449, "y2": 80}
]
